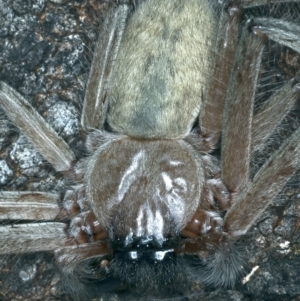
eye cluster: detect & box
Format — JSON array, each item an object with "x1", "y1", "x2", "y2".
[{"x1": 110, "y1": 236, "x2": 180, "y2": 289}]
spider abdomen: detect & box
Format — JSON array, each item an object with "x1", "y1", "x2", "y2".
[{"x1": 107, "y1": 0, "x2": 217, "y2": 139}]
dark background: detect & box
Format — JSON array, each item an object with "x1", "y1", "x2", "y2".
[{"x1": 0, "y1": 1, "x2": 300, "y2": 300}]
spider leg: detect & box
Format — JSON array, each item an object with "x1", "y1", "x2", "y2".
[
  {"x1": 0, "y1": 82, "x2": 75, "y2": 172},
  {"x1": 0, "y1": 222, "x2": 72, "y2": 254},
  {"x1": 252, "y1": 77, "x2": 300, "y2": 151},
  {"x1": 253, "y1": 18, "x2": 300, "y2": 53},
  {"x1": 199, "y1": 4, "x2": 242, "y2": 150},
  {"x1": 221, "y1": 23, "x2": 266, "y2": 196},
  {"x1": 1, "y1": 224, "x2": 108, "y2": 265},
  {"x1": 225, "y1": 125, "x2": 300, "y2": 237},
  {"x1": 55, "y1": 243, "x2": 110, "y2": 268},
  {"x1": 240, "y1": 0, "x2": 300, "y2": 7},
  {"x1": 199, "y1": 0, "x2": 300, "y2": 151},
  {"x1": 183, "y1": 5, "x2": 245, "y2": 237},
  {"x1": 81, "y1": 2, "x2": 133, "y2": 131},
  {"x1": 0, "y1": 191, "x2": 109, "y2": 259},
  {"x1": 0, "y1": 191, "x2": 65, "y2": 220},
  {"x1": 182, "y1": 1, "x2": 300, "y2": 250},
  {"x1": 223, "y1": 10, "x2": 300, "y2": 237}
]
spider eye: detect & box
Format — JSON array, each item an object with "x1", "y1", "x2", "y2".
[
  {"x1": 110, "y1": 236, "x2": 179, "y2": 286},
  {"x1": 112, "y1": 235, "x2": 177, "y2": 264},
  {"x1": 117, "y1": 248, "x2": 175, "y2": 262}
]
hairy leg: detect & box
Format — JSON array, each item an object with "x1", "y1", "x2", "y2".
[
  {"x1": 199, "y1": 4, "x2": 241, "y2": 150},
  {"x1": 240, "y1": 0, "x2": 300, "y2": 7},
  {"x1": 223, "y1": 6, "x2": 300, "y2": 236},
  {"x1": 198, "y1": 0, "x2": 300, "y2": 151},
  {"x1": 221, "y1": 24, "x2": 265, "y2": 195},
  {"x1": 252, "y1": 77, "x2": 300, "y2": 151},
  {"x1": 225, "y1": 125, "x2": 300, "y2": 236},
  {"x1": 0, "y1": 191, "x2": 64, "y2": 220},
  {"x1": 0, "y1": 82, "x2": 75, "y2": 172},
  {"x1": 0, "y1": 223, "x2": 71, "y2": 254}
]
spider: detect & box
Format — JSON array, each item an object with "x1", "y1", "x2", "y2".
[{"x1": 1, "y1": 0, "x2": 300, "y2": 300}]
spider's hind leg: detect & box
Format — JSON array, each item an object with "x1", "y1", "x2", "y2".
[
  {"x1": 221, "y1": 10, "x2": 300, "y2": 238},
  {"x1": 0, "y1": 82, "x2": 75, "y2": 172},
  {"x1": 224, "y1": 119, "x2": 300, "y2": 237}
]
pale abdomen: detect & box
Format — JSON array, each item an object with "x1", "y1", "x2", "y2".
[{"x1": 108, "y1": 0, "x2": 217, "y2": 139}]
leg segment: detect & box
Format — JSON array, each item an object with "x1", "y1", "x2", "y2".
[
  {"x1": 198, "y1": 0, "x2": 300, "y2": 151},
  {"x1": 225, "y1": 125, "x2": 300, "y2": 236},
  {"x1": 0, "y1": 191, "x2": 65, "y2": 220},
  {"x1": 55, "y1": 243, "x2": 110, "y2": 268},
  {"x1": 223, "y1": 6, "x2": 300, "y2": 236},
  {"x1": 240, "y1": 0, "x2": 300, "y2": 7},
  {"x1": 253, "y1": 18, "x2": 300, "y2": 53},
  {"x1": 0, "y1": 222, "x2": 72, "y2": 254},
  {"x1": 252, "y1": 77, "x2": 300, "y2": 151},
  {"x1": 0, "y1": 82, "x2": 75, "y2": 172},
  {"x1": 221, "y1": 24, "x2": 265, "y2": 195},
  {"x1": 185, "y1": 1, "x2": 300, "y2": 251},
  {"x1": 199, "y1": 4, "x2": 242, "y2": 150}
]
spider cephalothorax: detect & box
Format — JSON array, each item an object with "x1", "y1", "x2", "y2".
[{"x1": 1, "y1": 0, "x2": 300, "y2": 300}]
